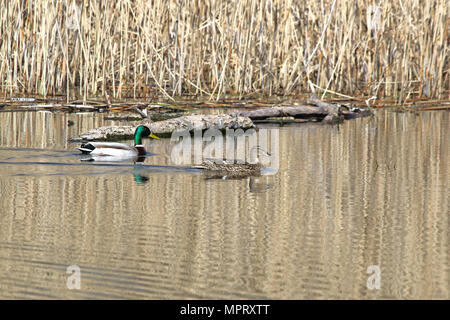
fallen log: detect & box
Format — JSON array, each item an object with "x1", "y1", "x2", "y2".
[
  {"x1": 234, "y1": 95, "x2": 371, "y2": 123},
  {"x1": 69, "y1": 95, "x2": 370, "y2": 142},
  {"x1": 69, "y1": 114, "x2": 254, "y2": 142},
  {"x1": 104, "y1": 112, "x2": 185, "y2": 122},
  {"x1": 235, "y1": 105, "x2": 332, "y2": 120},
  {"x1": 234, "y1": 94, "x2": 344, "y2": 123}
]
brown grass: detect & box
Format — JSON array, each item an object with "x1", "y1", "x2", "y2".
[{"x1": 0, "y1": 0, "x2": 448, "y2": 102}]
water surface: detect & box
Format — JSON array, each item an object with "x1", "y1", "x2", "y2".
[{"x1": 0, "y1": 109, "x2": 448, "y2": 299}]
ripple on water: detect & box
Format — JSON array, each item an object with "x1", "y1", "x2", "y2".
[{"x1": 0, "y1": 110, "x2": 448, "y2": 299}]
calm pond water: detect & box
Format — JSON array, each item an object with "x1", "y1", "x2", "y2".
[{"x1": 0, "y1": 109, "x2": 448, "y2": 299}]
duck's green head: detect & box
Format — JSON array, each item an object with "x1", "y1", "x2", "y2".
[{"x1": 134, "y1": 125, "x2": 159, "y2": 145}]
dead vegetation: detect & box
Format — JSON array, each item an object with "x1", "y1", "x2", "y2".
[{"x1": 0, "y1": 0, "x2": 448, "y2": 103}]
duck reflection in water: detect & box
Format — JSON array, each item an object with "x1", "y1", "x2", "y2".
[
  {"x1": 204, "y1": 173, "x2": 274, "y2": 193},
  {"x1": 132, "y1": 158, "x2": 150, "y2": 185},
  {"x1": 80, "y1": 152, "x2": 152, "y2": 185},
  {"x1": 132, "y1": 171, "x2": 150, "y2": 184}
]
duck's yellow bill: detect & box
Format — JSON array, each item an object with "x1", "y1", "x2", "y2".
[{"x1": 150, "y1": 133, "x2": 160, "y2": 140}]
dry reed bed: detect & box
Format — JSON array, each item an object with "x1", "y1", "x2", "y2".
[{"x1": 0, "y1": 0, "x2": 448, "y2": 102}]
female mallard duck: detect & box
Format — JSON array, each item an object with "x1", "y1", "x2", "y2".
[
  {"x1": 193, "y1": 146, "x2": 271, "y2": 178},
  {"x1": 77, "y1": 125, "x2": 159, "y2": 160}
]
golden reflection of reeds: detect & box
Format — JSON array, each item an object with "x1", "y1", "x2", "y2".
[
  {"x1": 0, "y1": 0, "x2": 448, "y2": 100},
  {"x1": 0, "y1": 111, "x2": 448, "y2": 299},
  {"x1": 0, "y1": 111, "x2": 130, "y2": 149}
]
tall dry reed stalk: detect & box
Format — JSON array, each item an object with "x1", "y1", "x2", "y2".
[{"x1": 0, "y1": 0, "x2": 448, "y2": 102}]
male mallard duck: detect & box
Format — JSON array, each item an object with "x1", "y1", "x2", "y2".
[
  {"x1": 77, "y1": 125, "x2": 159, "y2": 160},
  {"x1": 193, "y1": 146, "x2": 271, "y2": 178}
]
